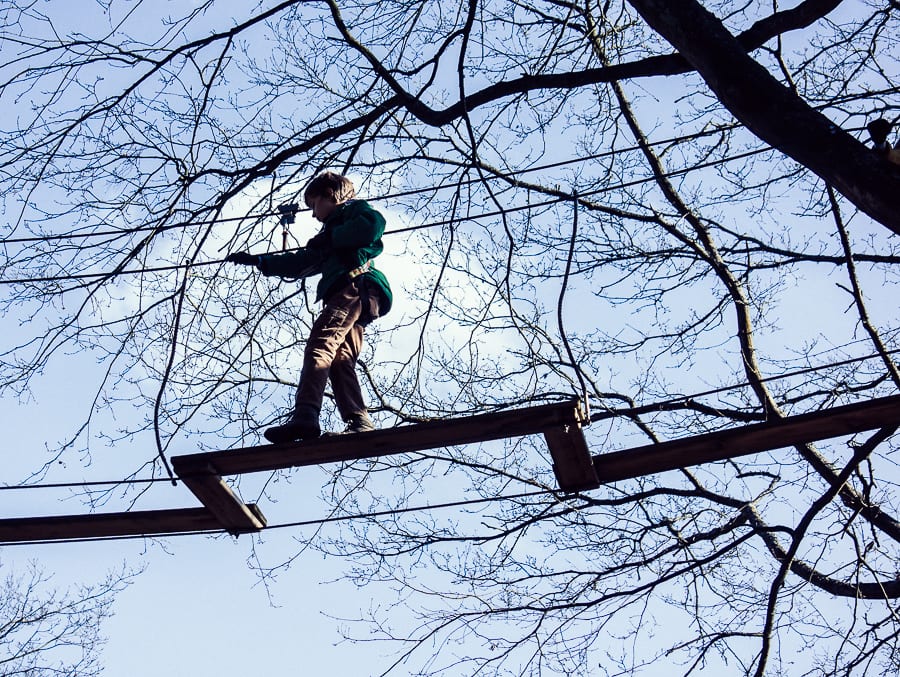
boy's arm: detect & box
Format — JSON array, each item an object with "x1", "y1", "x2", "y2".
[
  {"x1": 258, "y1": 247, "x2": 324, "y2": 279},
  {"x1": 225, "y1": 247, "x2": 323, "y2": 279}
]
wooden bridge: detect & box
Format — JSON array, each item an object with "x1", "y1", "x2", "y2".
[{"x1": 2, "y1": 394, "x2": 898, "y2": 543}]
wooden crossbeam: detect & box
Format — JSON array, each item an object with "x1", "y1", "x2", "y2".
[
  {"x1": 0, "y1": 401, "x2": 589, "y2": 544},
  {"x1": 0, "y1": 506, "x2": 257, "y2": 543},
  {"x1": 544, "y1": 423, "x2": 599, "y2": 492},
  {"x1": 173, "y1": 399, "x2": 595, "y2": 492},
  {"x1": 177, "y1": 463, "x2": 267, "y2": 534},
  {"x1": 592, "y1": 394, "x2": 900, "y2": 483},
  {"x1": 10, "y1": 396, "x2": 894, "y2": 543},
  {"x1": 7, "y1": 396, "x2": 895, "y2": 544}
]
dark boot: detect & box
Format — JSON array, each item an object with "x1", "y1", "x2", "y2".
[{"x1": 264, "y1": 406, "x2": 320, "y2": 444}]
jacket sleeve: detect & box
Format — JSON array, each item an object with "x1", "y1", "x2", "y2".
[{"x1": 258, "y1": 247, "x2": 324, "y2": 279}]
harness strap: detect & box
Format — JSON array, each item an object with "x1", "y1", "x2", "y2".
[{"x1": 347, "y1": 259, "x2": 372, "y2": 280}]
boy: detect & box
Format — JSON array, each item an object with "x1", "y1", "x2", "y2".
[{"x1": 226, "y1": 171, "x2": 392, "y2": 443}]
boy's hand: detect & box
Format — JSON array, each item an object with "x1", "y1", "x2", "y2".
[{"x1": 226, "y1": 251, "x2": 260, "y2": 267}]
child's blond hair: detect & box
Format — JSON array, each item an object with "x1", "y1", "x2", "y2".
[{"x1": 304, "y1": 171, "x2": 356, "y2": 206}]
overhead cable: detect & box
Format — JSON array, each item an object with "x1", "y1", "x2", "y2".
[
  {"x1": 0, "y1": 147, "x2": 772, "y2": 286},
  {"x1": 0, "y1": 488, "x2": 557, "y2": 546}
]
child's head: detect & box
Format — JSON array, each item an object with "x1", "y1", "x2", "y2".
[{"x1": 303, "y1": 171, "x2": 356, "y2": 207}]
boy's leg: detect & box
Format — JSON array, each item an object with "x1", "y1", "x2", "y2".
[
  {"x1": 264, "y1": 284, "x2": 362, "y2": 443},
  {"x1": 330, "y1": 324, "x2": 371, "y2": 428},
  {"x1": 295, "y1": 284, "x2": 362, "y2": 412},
  {"x1": 331, "y1": 280, "x2": 382, "y2": 432}
]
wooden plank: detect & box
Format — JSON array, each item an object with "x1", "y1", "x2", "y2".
[
  {"x1": 0, "y1": 507, "x2": 234, "y2": 543},
  {"x1": 177, "y1": 463, "x2": 267, "y2": 534},
  {"x1": 544, "y1": 423, "x2": 599, "y2": 492},
  {"x1": 592, "y1": 394, "x2": 900, "y2": 483},
  {"x1": 173, "y1": 399, "x2": 586, "y2": 481}
]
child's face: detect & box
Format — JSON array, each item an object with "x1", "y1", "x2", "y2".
[{"x1": 307, "y1": 192, "x2": 339, "y2": 222}]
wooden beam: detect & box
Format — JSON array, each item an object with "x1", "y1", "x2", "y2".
[
  {"x1": 177, "y1": 463, "x2": 267, "y2": 534},
  {"x1": 0, "y1": 507, "x2": 245, "y2": 543},
  {"x1": 544, "y1": 423, "x2": 599, "y2": 492},
  {"x1": 173, "y1": 400, "x2": 589, "y2": 485},
  {"x1": 592, "y1": 394, "x2": 900, "y2": 483}
]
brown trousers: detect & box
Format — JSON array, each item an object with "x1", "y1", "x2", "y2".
[{"x1": 294, "y1": 280, "x2": 376, "y2": 421}]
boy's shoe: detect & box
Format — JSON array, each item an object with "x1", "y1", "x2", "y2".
[
  {"x1": 325, "y1": 414, "x2": 376, "y2": 436},
  {"x1": 263, "y1": 408, "x2": 320, "y2": 444},
  {"x1": 344, "y1": 414, "x2": 375, "y2": 434}
]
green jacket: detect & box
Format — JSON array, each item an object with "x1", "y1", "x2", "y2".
[{"x1": 258, "y1": 199, "x2": 392, "y2": 314}]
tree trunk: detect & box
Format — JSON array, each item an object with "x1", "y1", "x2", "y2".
[{"x1": 627, "y1": 0, "x2": 900, "y2": 235}]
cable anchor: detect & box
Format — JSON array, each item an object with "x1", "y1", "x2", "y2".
[{"x1": 277, "y1": 202, "x2": 299, "y2": 250}]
